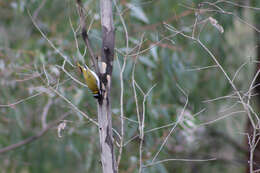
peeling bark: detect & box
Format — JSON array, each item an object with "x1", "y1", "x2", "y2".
[{"x1": 98, "y1": 0, "x2": 117, "y2": 172}]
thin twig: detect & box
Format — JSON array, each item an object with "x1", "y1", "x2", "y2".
[
  {"x1": 139, "y1": 84, "x2": 156, "y2": 173},
  {"x1": 0, "y1": 92, "x2": 42, "y2": 108},
  {"x1": 151, "y1": 84, "x2": 188, "y2": 163},
  {"x1": 198, "y1": 2, "x2": 260, "y2": 33},
  {"x1": 76, "y1": 0, "x2": 99, "y2": 74},
  {"x1": 48, "y1": 86, "x2": 98, "y2": 126},
  {"x1": 69, "y1": 17, "x2": 86, "y2": 62},
  {"x1": 198, "y1": 110, "x2": 246, "y2": 127},
  {"x1": 144, "y1": 158, "x2": 216, "y2": 167},
  {"x1": 56, "y1": 61, "x2": 88, "y2": 88},
  {"x1": 0, "y1": 112, "x2": 70, "y2": 154},
  {"x1": 32, "y1": 0, "x2": 47, "y2": 20},
  {"x1": 215, "y1": 0, "x2": 260, "y2": 11},
  {"x1": 113, "y1": 0, "x2": 129, "y2": 167},
  {"x1": 202, "y1": 92, "x2": 238, "y2": 103},
  {"x1": 164, "y1": 20, "x2": 260, "y2": 172},
  {"x1": 185, "y1": 65, "x2": 218, "y2": 72},
  {"x1": 167, "y1": 24, "x2": 257, "y2": 128},
  {"x1": 41, "y1": 98, "x2": 53, "y2": 129},
  {"x1": 28, "y1": 10, "x2": 74, "y2": 67},
  {"x1": 123, "y1": 108, "x2": 206, "y2": 147},
  {"x1": 131, "y1": 34, "x2": 145, "y2": 173}
]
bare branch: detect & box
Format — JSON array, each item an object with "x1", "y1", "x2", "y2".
[
  {"x1": 112, "y1": 0, "x2": 130, "y2": 167},
  {"x1": 185, "y1": 65, "x2": 218, "y2": 72},
  {"x1": 28, "y1": 10, "x2": 74, "y2": 67},
  {"x1": 151, "y1": 84, "x2": 189, "y2": 163},
  {"x1": 49, "y1": 86, "x2": 98, "y2": 126},
  {"x1": 41, "y1": 98, "x2": 53, "y2": 129},
  {"x1": 198, "y1": 110, "x2": 246, "y2": 127},
  {"x1": 0, "y1": 92, "x2": 42, "y2": 108},
  {"x1": 0, "y1": 112, "x2": 70, "y2": 154},
  {"x1": 32, "y1": 0, "x2": 47, "y2": 20},
  {"x1": 215, "y1": 0, "x2": 260, "y2": 11},
  {"x1": 144, "y1": 158, "x2": 216, "y2": 167},
  {"x1": 76, "y1": 0, "x2": 99, "y2": 73}
]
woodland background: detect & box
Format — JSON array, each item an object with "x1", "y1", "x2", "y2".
[{"x1": 0, "y1": 0, "x2": 260, "y2": 172}]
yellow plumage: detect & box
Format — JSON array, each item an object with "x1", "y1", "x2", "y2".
[{"x1": 77, "y1": 62, "x2": 100, "y2": 98}]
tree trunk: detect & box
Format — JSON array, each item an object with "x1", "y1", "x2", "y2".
[{"x1": 98, "y1": 0, "x2": 117, "y2": 172}]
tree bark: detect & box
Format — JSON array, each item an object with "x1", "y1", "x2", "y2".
[{"x1": 98, "y1": 0, "x2": 117, "y2": 173}]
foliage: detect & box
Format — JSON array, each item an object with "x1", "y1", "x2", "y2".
[{"x1": 0, "y1": 0, "x2": 259, "y2": 172}]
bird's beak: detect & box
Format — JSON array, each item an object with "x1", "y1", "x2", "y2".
[{"x1": 77, "y1": 62, "x2": 83, "y2": 73}]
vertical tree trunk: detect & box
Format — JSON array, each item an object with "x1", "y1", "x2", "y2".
[{"x1": 98, "y1": 0, "x2": 117, "y2": 172}]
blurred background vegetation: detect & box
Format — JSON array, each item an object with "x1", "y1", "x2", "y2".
[{"x1": 0, "y1": 0, "x2": 260, "y2": 172}]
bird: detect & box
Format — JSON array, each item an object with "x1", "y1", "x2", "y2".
[{"x1": 77, "y1": 62, "x2": 101, "y2": 99}]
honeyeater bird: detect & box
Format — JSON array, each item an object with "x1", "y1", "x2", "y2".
[{"x1": 77, "y1": 62, "x2": 101, "y2": 99}]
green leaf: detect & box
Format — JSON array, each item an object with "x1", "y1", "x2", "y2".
[{"x1": 126, "y1": 3, "x2": 149, "y2": 23}]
